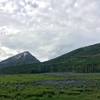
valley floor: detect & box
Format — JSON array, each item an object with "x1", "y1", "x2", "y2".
[{"x1": 0, "y1": 73, "x2": 100, "y2": 100}]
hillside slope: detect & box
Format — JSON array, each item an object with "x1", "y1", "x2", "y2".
[
  {"x1": 44, "y1": 43, "x2": 100, "y2": 72},
  {"x1": 1, "y1": 43, "x2": 100, "y2": 74},
  {"x1": 0, "y1": 51, "x2": 40, "y2": 68}
]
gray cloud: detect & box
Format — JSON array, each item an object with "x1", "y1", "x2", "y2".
[{"x1": 0, "y1": 0, "x2": 99, "y2": 61}]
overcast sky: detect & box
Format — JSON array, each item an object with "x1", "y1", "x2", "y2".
[{"x1": 0, "y1": 0, "x2": 99, "y2": 62}]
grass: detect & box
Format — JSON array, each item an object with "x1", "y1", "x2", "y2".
[
  {"x1": 0, "y1": 74, "x2": 66, "y2": 83},
  {"x1": 0, "y1": 73, "x2": 100, "y2": 100}
]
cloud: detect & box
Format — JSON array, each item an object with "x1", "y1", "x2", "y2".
[
  {"x1": 0, "y1": 45, "x2": 18, "y2": 60},
  {"x1": 0, "y1": 0, "x2": 99, "y2": 61}
]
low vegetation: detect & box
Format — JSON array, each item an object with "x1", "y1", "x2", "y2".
[{"x1": 0, "y1": 73, "x2": 100, "y2": 100}]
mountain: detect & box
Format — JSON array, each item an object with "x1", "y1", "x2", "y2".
[
  {"x1": 1, "y1": 43, "x2": 100, "y2": 74},
  {"x1": 47, "y1": 43, "x2": 100, "y2": 63},
  {"x1": 44, "y1": 43, "x2": 100, "y2": 73},
  {"x1": 0, "y1": 51, "x2": 40, "y2": 68}
]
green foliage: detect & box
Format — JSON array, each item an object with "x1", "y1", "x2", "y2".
[{"x1": 0, "y1": 73, "x2": 100, "y2": 100}]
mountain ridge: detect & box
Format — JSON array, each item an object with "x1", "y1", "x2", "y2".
[
  {"x1": 46, "y1": 43, "x2": 100, "y2": 62},
  {"x1": 0, "y1": 43, "x2": 100, "y2": 74},
  {"x1": 0, "y1": 51, "x2": 40, "y2": 68}
]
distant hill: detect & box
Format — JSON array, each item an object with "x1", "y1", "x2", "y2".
[
  {"x1": 0, "y1": 51, "x2": 40, "y2": 68},
  {"x1": 0, "y1": 43, "x2": 100, "y2": 74},
  {"x1": 44, "y1": 43, "x2": 100, "y2": 73}
]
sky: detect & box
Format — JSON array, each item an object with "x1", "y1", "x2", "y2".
[{"x1": 0, "y1": 0, "x2": 99, "y2": 62}]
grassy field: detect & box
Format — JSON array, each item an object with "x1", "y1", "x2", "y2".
[{"x1": 0, "y1": 73, "x2": 100, "y2": 100}]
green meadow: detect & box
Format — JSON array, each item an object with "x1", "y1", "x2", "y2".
[{"x1": 0, "y1": 73, "x2": 100, "y2": 100}]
